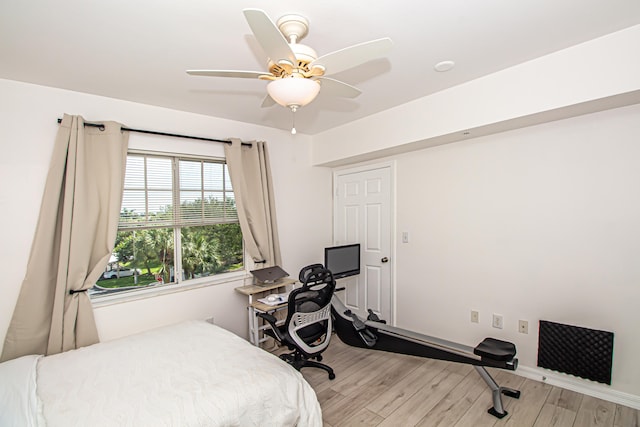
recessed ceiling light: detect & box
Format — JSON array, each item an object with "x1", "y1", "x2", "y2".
[{"x1": 434, "y1": 60, "x2": 455, "y2": 72}]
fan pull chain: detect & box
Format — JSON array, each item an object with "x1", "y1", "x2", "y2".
[{"x1": 290, "y1": 106, "x2": 298, "y2": 134}]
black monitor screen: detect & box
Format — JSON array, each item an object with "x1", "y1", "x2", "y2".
[{"x1": 324, "y1": 243, "x2": 360, "y2": 279}]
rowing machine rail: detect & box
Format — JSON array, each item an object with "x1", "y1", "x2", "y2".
[{"x1": 331, "y1": 296, "x2": 521, "y2": 418}]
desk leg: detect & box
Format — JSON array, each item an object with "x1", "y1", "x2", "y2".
[
  {"x1": 248, "y1": 306, "x2": 260, "y2": 346},
  {"x1": 247, "y1": 306, "x2": 254, "y2": 345}
]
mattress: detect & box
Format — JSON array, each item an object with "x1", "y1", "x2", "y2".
[{"x1": 0, "y1": 320, "x2": 322, "y2": 426}]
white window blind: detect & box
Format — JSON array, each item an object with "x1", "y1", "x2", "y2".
[
  {"x1": 178, "y1": 159, "x2": 237, "y2": 226},
  {"x1": 119, "y1": 154, "x2": 237, "y2": 230}
]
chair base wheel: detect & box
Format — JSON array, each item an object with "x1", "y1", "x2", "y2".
[{"x1": 280, "y1": 351, "x2": 335, "y2": 380}]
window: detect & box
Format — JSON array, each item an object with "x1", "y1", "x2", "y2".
[{"x1": 92, "y1": 153, "x2": 243, "y2": 297}]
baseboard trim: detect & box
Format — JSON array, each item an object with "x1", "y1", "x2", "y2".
[{"x1": 515, "y1": 365, "x2": 640, "y2": 410}]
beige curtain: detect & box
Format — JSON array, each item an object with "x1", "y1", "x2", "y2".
[
  {"x1": 224, "y1": 139, "x2": 281, "y2": 267},
  {"x1": 1, "y1": 114, "x2": 128, "y2": 361}
]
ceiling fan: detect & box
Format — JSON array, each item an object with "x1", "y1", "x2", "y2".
[{"x1": 187, "y1": 9, "x2": 392, "y2": 133}]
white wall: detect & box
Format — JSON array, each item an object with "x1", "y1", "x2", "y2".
[
  {"x1": 0, "y1": 78, "x2": 332, "y2": 347},
  {"x1": 385, "y1": 103, "x2": 640, "y2": 403}
]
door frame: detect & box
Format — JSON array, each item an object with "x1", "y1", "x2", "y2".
[{"x1": 332, "y1": 160, "x2": 396, "y2": 325}]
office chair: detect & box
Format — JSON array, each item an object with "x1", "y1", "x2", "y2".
[{"x1": 258, "y1": 264, "x2": 336, "y2": 379}]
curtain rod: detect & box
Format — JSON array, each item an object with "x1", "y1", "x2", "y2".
[{"x1": 56, "y1": 118, "x2": 252, "y2": 146}]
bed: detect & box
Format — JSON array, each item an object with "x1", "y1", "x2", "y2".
[{"x1": 0, "y1": 320, "x2": 322, "y2": 426}]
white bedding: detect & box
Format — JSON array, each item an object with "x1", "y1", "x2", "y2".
[{"x1": 0, "y1": 321, "x2": 322, "y2": 427}]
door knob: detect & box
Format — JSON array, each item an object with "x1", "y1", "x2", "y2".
[{"x1": 381, "y1": 257, "x2": 389, "y2": 263}]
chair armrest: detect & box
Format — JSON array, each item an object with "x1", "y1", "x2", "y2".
[
  {"x1": 257, "y1": 312, "x2": 278, "y2": 325},
  {"x1": 256, "y1": 312, "x2": 285, "y2": 341}
]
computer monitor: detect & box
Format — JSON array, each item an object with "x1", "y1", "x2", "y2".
[{"x1": 324, "y1": 243, "x2": 360, "y2": 279}]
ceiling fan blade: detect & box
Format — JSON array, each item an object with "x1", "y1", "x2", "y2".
[
  {"x1": 261, "y1": 94, "x2": 276, "y2": 108},
  {"x1": 310, "y1": 38, "x2": 393, "y2": 75},
  {"x1": 186, "y1": 70, "x2": 271, "y2": 79},
  {"x1": 243, "y1": 8, "x2": 296, "y2": 64},
  {"x1": 317, "y1": 77, "x2": 362, "y2": 98}
]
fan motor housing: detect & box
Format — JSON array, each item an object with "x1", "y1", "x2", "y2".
[{"x1": 268, "y1": 43, "x2": 318, "y2": 77}]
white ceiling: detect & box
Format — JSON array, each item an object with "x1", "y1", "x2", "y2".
[{"x1": 1, "y1": 1, "x2": 639, "y2": 135}]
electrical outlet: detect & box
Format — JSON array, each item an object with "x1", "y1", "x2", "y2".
[
  {"x1": 519, "y1": 320, "x2": 528, "y2": 334},
  {"x1": 470, "y1": 310, "x2": 479, "y2": 323},
  {"x1": 492, "y1": 314, "x2": 503, "y2": 329}
]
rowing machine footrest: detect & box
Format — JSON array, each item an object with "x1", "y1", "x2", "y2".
[
  {"x1": 366, "y1": 309, "x2": 386, "y2": 324},
  {"x1": 474, "y1": 338, "x2": 516, "y2": 361}
]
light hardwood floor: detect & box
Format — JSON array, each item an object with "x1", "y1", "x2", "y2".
[{"x1": 281, "y1": 337, "x2": 639, "y2": 427}]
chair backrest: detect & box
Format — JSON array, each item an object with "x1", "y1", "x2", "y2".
[
  {"x1": 285, "y1": 265, "x2": 335, "y2": 356},
  {"x1": 298, "y1": 263, "x2": 324, "y2": 283}
]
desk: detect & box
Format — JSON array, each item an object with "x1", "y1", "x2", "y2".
[{"x1": 235, "y1": 278, "x2": 296, "y2": 347}]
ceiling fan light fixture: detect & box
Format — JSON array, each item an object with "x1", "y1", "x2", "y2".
[{"x1": 267, "y1": 77, "x2": 320, "y2": 108}]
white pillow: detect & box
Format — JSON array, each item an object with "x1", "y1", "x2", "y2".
[{"x1": 0, "y1": 354, "x2": 41, "y2": 427}]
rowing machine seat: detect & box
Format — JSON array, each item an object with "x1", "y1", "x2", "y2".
[{"x1": 474, "y1": 338, "x2": 516, "y2": 362}]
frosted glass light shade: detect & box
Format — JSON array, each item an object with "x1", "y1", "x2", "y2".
[{"x1": 267, "y1": 78, "x2": 320, "y2": 108}]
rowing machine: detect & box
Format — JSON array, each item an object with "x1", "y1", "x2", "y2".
[{"x1": 331, "y1": 296, "x2": 521, "y2": 419}]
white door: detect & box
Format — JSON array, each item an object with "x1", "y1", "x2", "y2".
[{"x1": 333, "y1": 163, "x2": 393, "y2": 322}]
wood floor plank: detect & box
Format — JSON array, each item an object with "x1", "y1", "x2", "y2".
[
  {"x1": 329, "y1": 350, "x2": 410, "y2": 396},
  {"x1": 504, "y1": 378, "x2": 552, "y2": 426},
  {"x1": 614, "y1": 405, "x2": 640, "y2": 427},
  {"x1": 452, "y1": 391, "x2": 499, "y2": 427},
  {"x1": 318, "y1": 390, "x2": 359, "y2": 426},
  {"x1": 415, "y1": 367, "x2": 488, "y2": 427},
  {"x1": 325, "y1": 349, "x2": 385, "y2": 382},
  {"x1": 376, "y1": 368, "x2": 466, "y2": 426},
  {"x1": 533, "y1": 403, "x2": 578, "y2": 427},
  {"x1": 453, "y1": 370, "x2": 526, "y2": 427},
  {"x1": 341, "y1": 352, "x2": 424, "y2": 399},
  {"x1": 312, "y1": 348, "x2": 386, "y2": 393},
  {"x1": 365, "y1": 358, "x2": 448, "y2": 418},
  {"x1": 574, "y1": 395, "x2": 616, "y2": 427},
  {"x1": 444, "y1": 361, "x2": 475, "y2": 376},
  {"x1": 314, "y1": 387, "x2": 341, "y2": 407},
  {"x1": 319, "y1": 354, "x2": 428, "y2": 426},
  {"x1": 334, "y1": 407, "x2": 384, "y2": 427},
  {"x1": 545, "y1": 386, "x2": 584, "y2": 411},
  {"x1": 320, "y1": 386, "x2": 382, "y2": 426}
]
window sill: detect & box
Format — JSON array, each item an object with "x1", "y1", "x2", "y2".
[{"x1": 91, "y1": 270, "x2": 251, "y2": 309}]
